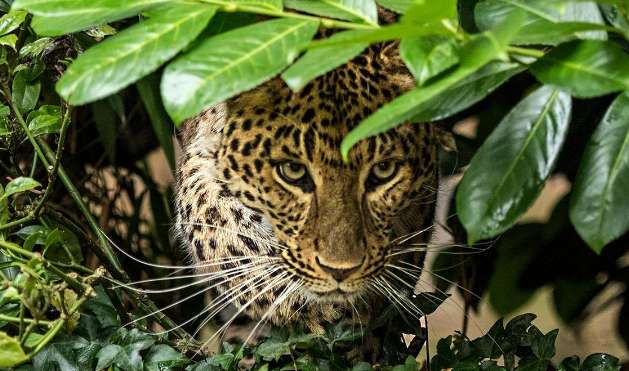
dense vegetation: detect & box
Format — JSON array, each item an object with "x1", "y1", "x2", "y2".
[{"x1": 0, "y1": 0, "x2": 628, "y2": 369}]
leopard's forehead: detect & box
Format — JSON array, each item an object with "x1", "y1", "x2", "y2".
[{"x1": 220, "y1": 44, "x2": 420, "y2": 168}]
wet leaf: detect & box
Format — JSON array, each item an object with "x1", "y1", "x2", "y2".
[
  {"x1": 56, "y1": 3, "x2": 216, "y2": 105},
  {"x1": 570, "y1": 93, "x2": 629, "y2": 252},
  {"x1": 530, "y1": 40, "x2": 629, "y2": 98},
  {"x1": 2, "y1": 177, "x2": 41, "y2": 200},
  {"x1": 162, "y1": 18, "x2": 319, "y2": 123},
  {"x1": 457, "y1": 86, "x2": 571, "y2": 243}
]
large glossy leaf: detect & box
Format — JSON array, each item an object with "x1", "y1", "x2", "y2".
[
  {"x1": 530, "y1": 40, "x2": 629, "y2": 98},
  {"x1": 12, "y1": 0, "x2": 172, "y2": 36},
  {"x1": 283, "y1": 0, "x2": 378, "y2": 25},
  {"x1": 475, "y1": 0, "x2": 607, "y2": 45},
  {"x1": 410, "y1": 61, "x2": 524, "y2": 122},
  {"x1": 456, "y1": 86, "x2": 572, "y2": 243},
  {"x1": 570, "y1": 93, "x2": 629, "y2": 253},
  {"x1": 281, "y1": 29, "x2": 368, "y2": 91},
  {"x1": 162, "y1": 18, "x2": 319, "y2": 124},
  {"x1": 402, "y1": 0, "x2": 457, "y2": 25},
  {"x1": 400, "y1": 35, "x2": 459, "y2": 86},
  {"x1": 340, "y1": 15, "x2": 522, "y2": 158},
  {"x1": 56, "y1": 3, "x2": 215, "y2": 105}
]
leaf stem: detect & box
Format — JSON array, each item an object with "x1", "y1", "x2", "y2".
[
  {"x1": 0, "y1": 314, "x2": 52, "y2": 326},
  {"x1": 507, "y1": 46, "x2": 545, "y2": 59}
]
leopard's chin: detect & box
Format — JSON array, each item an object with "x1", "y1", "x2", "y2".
[{"x1": 302, "y1": 284, "x2": 368, "y2": 303}]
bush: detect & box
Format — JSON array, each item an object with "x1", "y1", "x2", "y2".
[{"x1": 0, "y1": 0, "x2": 628, "y2": 369}]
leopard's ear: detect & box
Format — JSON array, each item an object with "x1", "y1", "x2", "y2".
[{"x1": 434, "y1": 124, "x2": 457, "y2": 152}]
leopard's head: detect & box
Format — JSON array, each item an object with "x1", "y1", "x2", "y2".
[{"x1": 176, "y1": 42, "x2": 440, "y2": 329}]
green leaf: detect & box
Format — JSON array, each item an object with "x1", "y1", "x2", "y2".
[
  {"x1": 456, "y1": 86, "x2": 571, "y2": 243},
  {"x1": 600, "y1": 4, "x2": 629, "y2": 37},
  {"x1": 51, "y1": 289, "x2": 80, "y2": 331},
  {"x1": 488, "y1": 225, "x2": 542, "y2": 315},
  {"x1": 233, "y1": 0, "x2": 282, "y2": 10},
  {"x1": 256, "y1": 338, "x2": 292, "y2": 361},
  {"x1": 352, "y1": 362, "x2": 373, "y2": 371},
  {"x1": 0, "y1": 34, "x2": 16, "y2": 48},
  {"x1": 402, "y1": 0, "x2": 457, "y2": 25},
  {"x1": 570, "y1": 93, "x2": 629, "y2": 252},
  {"x1": 282, "y1": 29, "x2": 368, "y2": 91},
  {"x1": 162, "y1": 18, "x2": 319, "y2": 124},
  {"x1": 18, "y1": 37, "x2": 55, "y2": 59},
  {"x1": 558, "y1": 356, "x2": 581, "y2": 371},
  {"x1": 26, "y1": 105, "x2": 61, "y2": 136},
  {"x1": 90, "y1": 98, "x2": 118, "y2": 163},
  {"x1": 580, "y1": 354, "x2": 621, "y2": 371},
  {"x1": 2, "y1": 177, "x2": 41, "y2": 200},
  {"x1": 12, "y1": 70, "x2": 41, "y2": 113},
  {"x1": 458, "y1": 0, "x2": 481, "y2": 32},
  {"x1": 283, "y1": 0, "x2": 378, "y2": 25},
  {"x1": 12, "y1": 0, "x2": 172, "y2": 36},
  {"x1": 144, "y1": 344, "x2": 189, "y2": 371},
  {"x1": 517, "y1": 357, "x2": 550, "y2": 371},
  {"x1": 376, "y1": 0, "x2": 416, "y2": 13},
  {"x1": 137, "y1": 74, "x2": 176, "y2": 171},
  {"x1": 400, "y1": 35, "x2": 459, "y2": 86},
  {"x1": 475, "y1": 0, "x2": 607, "y2": 45},
  {"x1": 33, "y1": 341, "x2": 80, "y2": 371},
  {"x1": 530, "y1": 40, "x2": 629, "y2": 98},
  {"x1": 411, "y1": 61, "x2": 523, "y2": 122},
  {"x1": 0, "y1": 10, "x2": 27, "y2": 36},
  {"x1": 340, "y1": 15, "x2": 523, "y2": 158},
  {"x1": 95, "y1": 344, "x2": 123, "y2": 370},
  {"x1": 44, "y1": 228, "x2": 83, "y2": 264},
  {"x1": 56, "y1": 3, "x2": 216, "y2": 105},
  {"x1": 0, "y1": 104, "x2": 10, "y2": 136},
  {"x1": 0, "y1": 331, "x2": 28, "y2": 368},
  {"x1": 531, "y1": 329, "x2": 558, "y2": 359}
]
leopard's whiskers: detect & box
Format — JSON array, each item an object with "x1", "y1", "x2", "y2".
[
  {"x1": 242, "y1": 278, "x2": 303, "y2": 348},
  {"x1": 102, "y1": 229, "x2": 278, "y2": 270},
  {"x1": 156, "y1": 266, "x2": 278, "y2": 337},
  {"x1": 190, "y1": 266, "x2": 282, "y2": 338},
  {"x1": 108, "y1": 260, "x2": 274, "y2": 293},
  {"x1": 196, "y1": 272, "x2": 293, "y2": 354},
  {"x1": 126, "y1": 265, "x2": 270, "y2": 327}
]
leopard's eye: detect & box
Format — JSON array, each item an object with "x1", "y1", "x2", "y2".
[
  {"x1": 370, "y1": 161, "x2": 398, "y2": 183},
  {"x1": 277, "y1": 161, "x2": 308, "y2": 184}
]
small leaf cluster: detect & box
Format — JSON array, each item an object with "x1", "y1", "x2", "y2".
[{"x1": 431, "y1": 314, "x2": 622, "y2": 371}]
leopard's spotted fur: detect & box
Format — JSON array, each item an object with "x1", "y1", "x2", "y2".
[{"x1": 175, "y1": 40, "x2": 440, "y2": 333}]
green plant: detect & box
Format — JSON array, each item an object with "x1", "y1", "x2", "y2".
[{"x1": 0, "y1": 0, "x2": 628, "y2": 369}]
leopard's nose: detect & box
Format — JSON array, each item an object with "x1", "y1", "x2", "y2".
[{"x1": 315, "y1": 256, "x2": 363, "y2": 281}]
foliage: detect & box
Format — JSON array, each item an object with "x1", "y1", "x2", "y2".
[{"x1": 0, "y1": 0, "x2": 628, "y2": 369}]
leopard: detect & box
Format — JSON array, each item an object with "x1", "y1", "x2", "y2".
[{"x1": 174, "y1": 14, "x2": 443, "y2": 348}]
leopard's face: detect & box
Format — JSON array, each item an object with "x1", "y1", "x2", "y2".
[{"x1": 176, "y1": 44, "x2": 439, "y2": 329}]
